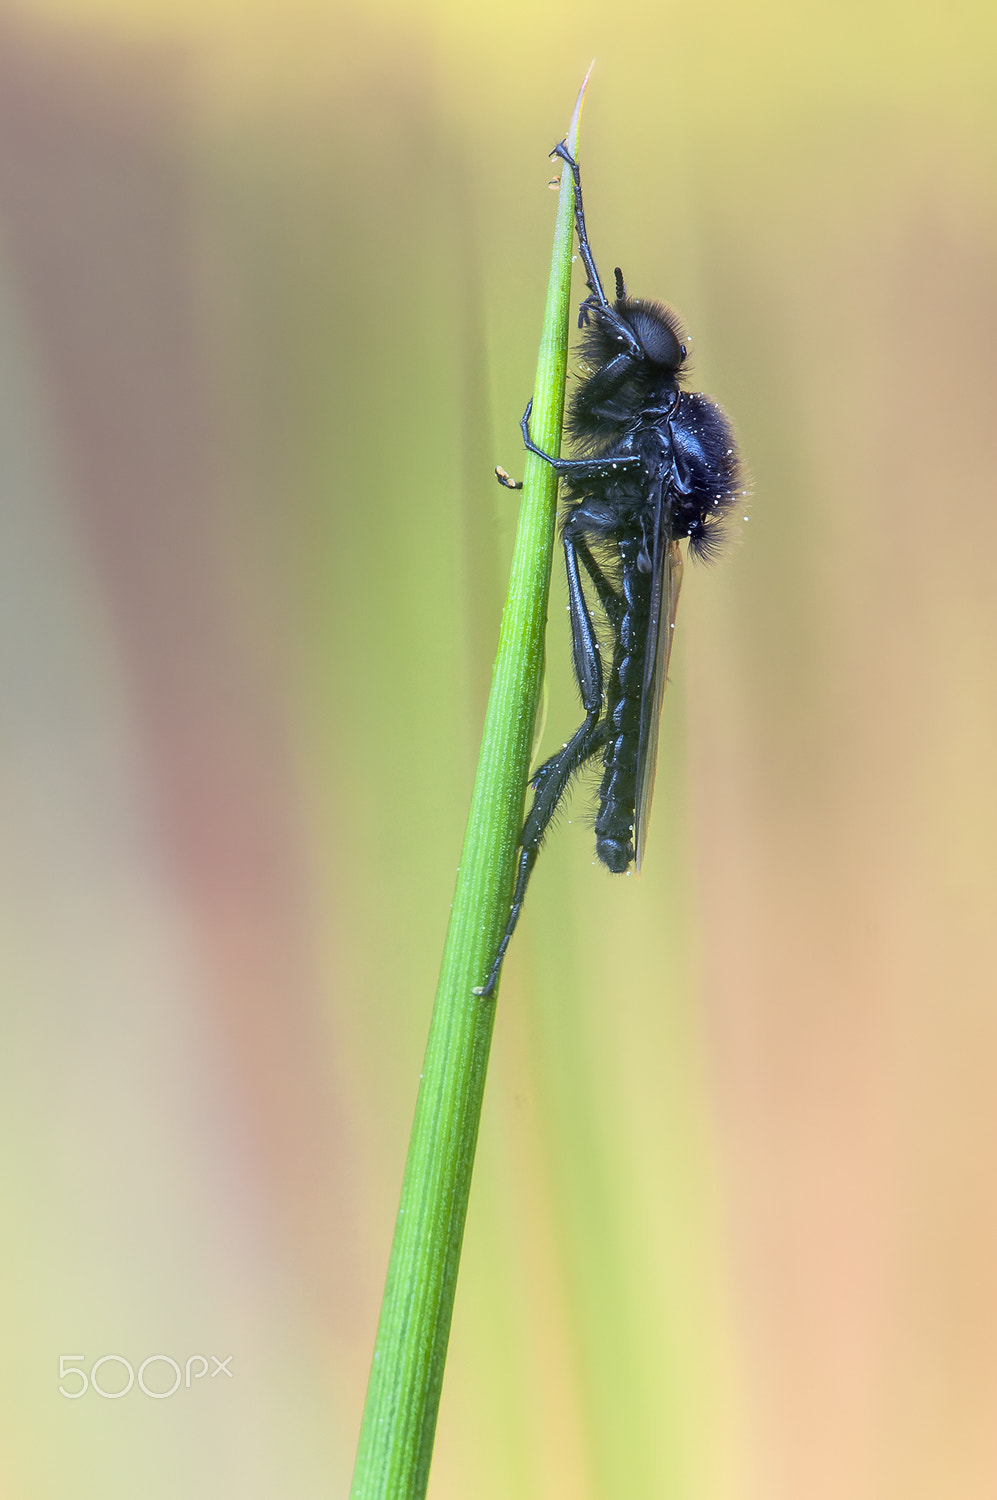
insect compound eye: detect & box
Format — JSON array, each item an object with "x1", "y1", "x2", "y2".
[{"x1": 628, "y1": 307, "x2": 684, "y2": 371}]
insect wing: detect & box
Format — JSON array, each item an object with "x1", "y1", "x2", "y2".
[{"x1": 633, "y1": 522, "x2": 684, "y2": 871}]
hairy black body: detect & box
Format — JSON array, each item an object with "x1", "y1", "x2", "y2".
[{"x1": 476, "y1": 143, "x2": 742, "y2": 997}]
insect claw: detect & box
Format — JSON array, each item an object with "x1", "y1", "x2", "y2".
[
  {"x1": 549, "y1": 139, "x2": 577, "y2": 170},
  {"x1": 495, "y1": 466, "x2": 522, "y2": 490}
]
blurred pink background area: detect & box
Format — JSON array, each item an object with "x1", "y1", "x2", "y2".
[{"x1": 1, "y1": 1, "x2": 996, "y2": 1496}]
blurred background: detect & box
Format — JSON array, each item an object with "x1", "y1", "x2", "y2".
[{"x1": 1, "y1": 0, "x2": 995, "y2": 1494}]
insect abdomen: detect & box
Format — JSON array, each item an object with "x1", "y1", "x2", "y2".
[
  {"x1": 670, "y1": 394, "x2": 741, "y2": 559},
  {"x1": 594, "y1": 546, "x2": 650, "y2": 873}
]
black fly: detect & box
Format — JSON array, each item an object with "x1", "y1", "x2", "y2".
[{"x1": 475, "y1": 142, "x2": 742, "y2": 998}]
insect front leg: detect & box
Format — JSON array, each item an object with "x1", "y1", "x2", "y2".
[
  {"x1": 475, "y1": 529, "x2": 609, "y2": 998},
  {"x1": 567, "y1": 350, "x2": 644, "y2": 430},
  {"x1": 551, "y1": 139, "x2": 608, "y2": 313},
  {"x1": 551, "y1": 141, "x2": 642, "y2": 354}
]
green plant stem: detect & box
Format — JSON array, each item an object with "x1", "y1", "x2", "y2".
[{"x1": 349, "y1": 76, "x2": 590, "y2": 1500}]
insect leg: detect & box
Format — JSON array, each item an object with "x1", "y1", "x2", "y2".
[
  {"x1": 567, "y1": 351, "x2": 643, "y2": 429},
  {"x1": 474, "y1": 722, "x2": 603, "y2": 998},
  {"x1": 550, "y1": 140, "x2": 609, "y2": 314},
  {"x1": 475, "y1": 529, "x2": 608, "y2": 998},
  {"x1": 563, "y1": 527, "x2": 608, "y2": 715},
  {"x1": 519, "y1": 400, "x2": 643, "y2": 480},
  {"x1": 551, "y1": 142, "x2": 643, "y2": 352},
  {"x1": 572, "y1": 533, "x2": 624, "y2": 631}
]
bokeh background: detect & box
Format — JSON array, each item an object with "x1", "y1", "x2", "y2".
[{"x1": 1, "y1": 0, "x2": 995, "y2": 1494}]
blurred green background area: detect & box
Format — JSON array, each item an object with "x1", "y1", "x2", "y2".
[{"x1": 1, "y1": 0, "x2": 996, "y2": 1494}]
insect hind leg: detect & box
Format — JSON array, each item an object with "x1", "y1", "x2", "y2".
[
  {"x1": 474, "y1": 719, "x2": 604, "y2": 998},
  {"x1": 572, "y1": 532, "x2": 623, "y2": 632},
  {"x1": 475, "y1": 526, "x2": 611, "y2": 998}
]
